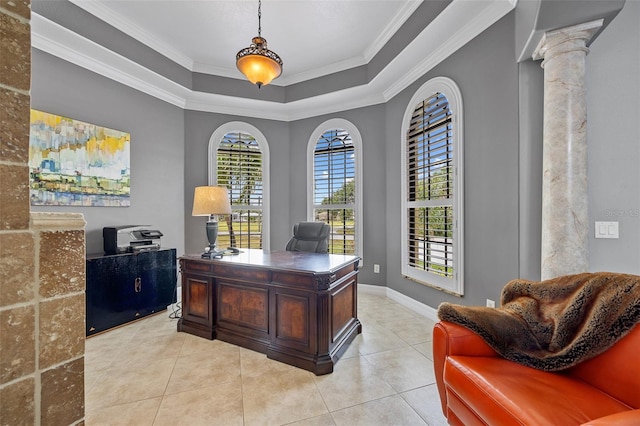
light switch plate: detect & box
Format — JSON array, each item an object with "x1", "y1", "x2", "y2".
[{"x1": 595, "y1": 221, "x2": 619, "y2": 239}]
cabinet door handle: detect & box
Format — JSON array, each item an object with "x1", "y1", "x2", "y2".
[{"x1": 134, "y1": 277, "x2": 142, "y2": 293}]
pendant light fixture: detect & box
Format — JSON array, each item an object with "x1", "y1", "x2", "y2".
[{"x1": 236, "y1": 0, "x2": 283, "y2": 88}]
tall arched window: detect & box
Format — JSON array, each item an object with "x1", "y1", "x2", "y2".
[
  {"x1": 308, "y1": 119, "x2": 362, "y2": 257},
  {"x1": 401, "y1": 77, "x2": 464, "y2": 294},
  {"x1": 209, "y1": 122, "x2": 270, "y2": 250}
]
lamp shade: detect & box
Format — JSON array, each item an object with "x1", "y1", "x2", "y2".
[
  {"x1": 236, "y1": 36, "x2": 282, "y2": 88},
  {"x1": 192, "y1": 186, "x2": 232, "y2": 216}
]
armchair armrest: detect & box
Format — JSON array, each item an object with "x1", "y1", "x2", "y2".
[
  {"x1": 581, "y1": 410, "x2": 640, "y2": 425},
  {"x1": 433, "y1": 321, "x2": 499, "y2": 416}
]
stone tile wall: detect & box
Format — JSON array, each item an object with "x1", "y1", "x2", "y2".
[{"x1": 0, "y1": 1, "x2": 87, "y2": 424}]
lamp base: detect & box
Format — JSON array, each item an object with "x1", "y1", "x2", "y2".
[
  {"x1": 201, "y1": 248, "x2": 224, "y2": 259},
  {"x1": 202, "y1": 219, "x2": 223, "y2": 259}
]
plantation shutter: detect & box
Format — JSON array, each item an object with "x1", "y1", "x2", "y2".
[
  {"x1": 313, "y1": 129, "x2": 356, "y2": 254},
  {"x1": 216, "y1": 132, "x2": 263, "y2": 249},
  {"x1": 406, "y1": 93, "x2": 454, "y2": 278}
]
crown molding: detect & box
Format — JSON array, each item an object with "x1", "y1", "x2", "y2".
[
  {"x1": 31, "y1": 0, "x2": 516, "y2": 122},
  {"x1": 363, "y1": 0, "x2": 423, "y2": 61},
  {"x1": 278, "y1": 55, "x2": 367, "y2": 87}
]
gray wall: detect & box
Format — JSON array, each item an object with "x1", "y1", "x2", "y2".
[
  {"x1": 384, "y1": 13, "x2": 521, "y2": 307},
  {"x1": 30, "y1": 50, "x2": 185, "y2": 256},
  {"x1": 587, "y1": 0, "x2": 640, "y2": 274},
  {"x1": 517, "y1": 59, "x2": 544, "y2": 281}
]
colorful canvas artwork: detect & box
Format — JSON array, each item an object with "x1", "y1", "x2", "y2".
[{"x1": 29, "y1": 110, "x2": 131, "y2": 206}]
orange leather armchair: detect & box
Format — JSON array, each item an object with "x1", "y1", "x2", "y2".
[{"x1": 433, "y1": 321, "x2": 640, "y2": 426}]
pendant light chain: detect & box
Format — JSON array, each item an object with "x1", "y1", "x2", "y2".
[{"x1": 258, "y1": 0, "x2": 262, "y2": 38}]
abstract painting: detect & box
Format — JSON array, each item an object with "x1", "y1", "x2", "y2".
[{"x1": 29, "y1": 109, "x2": 131, "y2": 206}]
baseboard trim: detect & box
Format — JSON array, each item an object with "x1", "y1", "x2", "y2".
[{"x1": 358, "y1": 283, "x2": 439, "y2": 322}]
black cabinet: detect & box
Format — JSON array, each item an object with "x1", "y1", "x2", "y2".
[{"x1": 86, "y1": 248, "x2": 177, "y2": 336}]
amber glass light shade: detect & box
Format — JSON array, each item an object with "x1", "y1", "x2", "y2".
[{"x1": 236, "y1": 36, "x2": 283, "y2": 88}]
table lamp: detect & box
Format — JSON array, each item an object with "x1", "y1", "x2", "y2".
[{"x1": 192, "y1": 186, "x2": 232, "y2": 258}]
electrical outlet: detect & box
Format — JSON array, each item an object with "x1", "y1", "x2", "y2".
[
  {"x1": 486, "y1": 299, "x2": 496, "y2": 308},
  {"x1": 373, "y1": 264, "x2": 380, "y2": 273}
]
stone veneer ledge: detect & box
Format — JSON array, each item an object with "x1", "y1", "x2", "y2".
[{"x1": 30, "y1": 212, "x2": 87, "y2": 230}]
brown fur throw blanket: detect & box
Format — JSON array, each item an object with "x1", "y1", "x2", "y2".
[{"x1": 437, "y1": 272, "x2": 640, "y2": 371}]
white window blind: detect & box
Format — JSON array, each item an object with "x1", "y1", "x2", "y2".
[
  {"x1": 313, "y1": 129, "x2": 355, "y2": 254},
  {"x1": 407, "y1": 92, "x2": 454, "y2": 279},
  {"x1": 216, "y1": 131, "x2": 263, "y2": 249}
]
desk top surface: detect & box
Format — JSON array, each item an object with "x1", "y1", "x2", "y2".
[{"x1": 181, "y1": 249, "x2": 359, "y2": 273}]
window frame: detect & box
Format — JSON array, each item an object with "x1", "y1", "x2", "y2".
[
  {"x1": 208, "y1": 121, "x2": 271, "y2": 250},
  {"x1": 307, "y1": 118, "x2": 363, "y2": 259},
  {"x1": 401, "y1": 77, "x2": 464, "y2": 295}
]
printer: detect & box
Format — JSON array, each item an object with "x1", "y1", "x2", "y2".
[{"x1": 103, "y1": 225, "x2": 163, "y2": 254}]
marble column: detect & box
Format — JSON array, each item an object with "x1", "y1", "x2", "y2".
[{"x1": 532, "y1": 20, "x2": 602, "y2": 280}]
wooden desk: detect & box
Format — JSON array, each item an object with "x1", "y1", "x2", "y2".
[{"x1": 177, "y1": 250, "x2": 361, "y2": 375}]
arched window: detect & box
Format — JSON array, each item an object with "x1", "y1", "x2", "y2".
[
  {"x1": 308, "y1": 119, "x2": 362, "y2": 257},
  {"x1": 401, "y1": 77, "x2": 464, "y2": 294},
  {"x1": 209, "y1": 122, "x2": 270, "y2": 250}
]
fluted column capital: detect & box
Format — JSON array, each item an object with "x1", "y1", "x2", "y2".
[{"x1": 532, "y1": 20, "x2": 603, "y2": 66}]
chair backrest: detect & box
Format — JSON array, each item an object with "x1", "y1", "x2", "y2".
[{"x1": 285, "y1": 222, "x2": 330, "y2": 253}]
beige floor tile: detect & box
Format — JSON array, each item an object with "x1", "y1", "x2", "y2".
[
  {"x1": 286, "y1": 413, "x2": 336, "y2": 426},
  {"x1": 154, "y1": 381, "x2": 244, "y2": 426},
  {"x1": 330, "y1": 395, "x2": 427, "y2": 426},
  {"x1": 364, "y1": 346, "x2": 436, "y2": 393},
  {"x1": 84, "y1": 367, "x2": 107, "y2": 396},
  {"x1": 313, "y1": 356, "x2": 396, "y2": 412},
  {"x1": 366, "y1": 302, "x2": 418, "y2": 323},
  {"x1": 242, "y1": 368, "x2": 328, "y2": 426},
  {"x1": 165, "y1": 346, "x2": 241, "y2": 395},
  {"x1": 85, "y1": 357, "x2": 176, "y2": 411},
  {"x1": 384, "y1": 316, "x2": 435, "y2": 345},
  {"x1": 136, "y1": 314, "x2": 181, "y2": 338},
  {"x1": 177, "y1": 332, "x2": 236, "y2": 356},
  {"x1": 84, "y1": 342, "x2": 124, "y2": 372},
  {"x1": 85, "y1": 397, "x2": 162, "y2": 426},
  {"x1": 85, "y1": 323, "x2": 140, "y2": 371},
  {"x1": 240, "y1": 346, "x2": 301, "y2": 379},
  {"x1": 345, "y1": 324, "x2": 409, "y2": 356},
  {"x1": 358, "y1": 295, "x2": 393, "y2": 311},
  {"x1": 83, "y1": 292, "x2": 447, "y2": 426},
  {"x1": 110, "y1": 332, "x2": 186, "y2": 368},
  {"x1": 401, "y1": 385, "x2": 448, "y2": 426},
  {"x1": 412, "y1": 341, "x2": 434, "y2": 360}
]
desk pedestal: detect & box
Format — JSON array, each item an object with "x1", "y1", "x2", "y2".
[{"x1": 177, "y1": 250, "x2": 361, "y2": 375}]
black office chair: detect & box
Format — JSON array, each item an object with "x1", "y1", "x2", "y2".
[{"x1": 285, "y1": 222, "x2": 330, "y2": 253}]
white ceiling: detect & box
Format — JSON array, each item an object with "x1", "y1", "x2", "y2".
[{"x1": 69, "y1": 0, "x2": 422, "y2": 85}]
